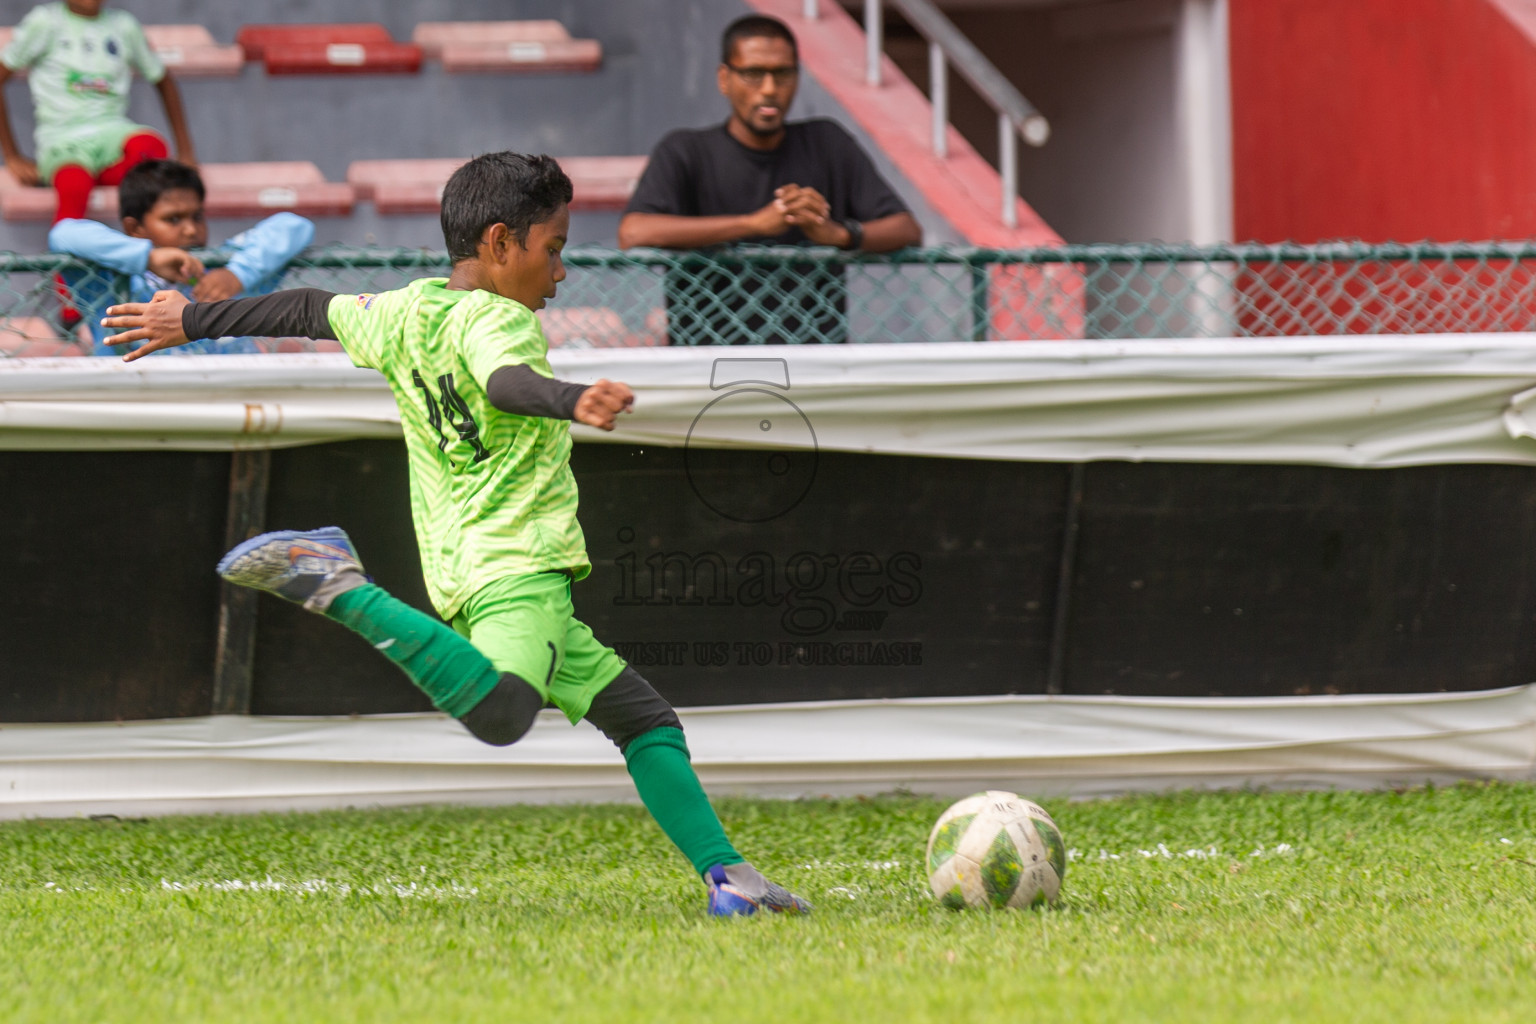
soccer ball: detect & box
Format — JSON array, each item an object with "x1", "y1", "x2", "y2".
[{"x1": 926, "y1": 790, "x2": 1066, "y2": 910}]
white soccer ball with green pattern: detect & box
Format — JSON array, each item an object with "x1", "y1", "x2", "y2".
[{"x1": 926, "y1": 791, "x2": 1066, "y2": 910}]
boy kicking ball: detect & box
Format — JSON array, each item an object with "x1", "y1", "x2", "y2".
[{"x1": 102, "y1": 151, "x2": 808, "y2": 918}]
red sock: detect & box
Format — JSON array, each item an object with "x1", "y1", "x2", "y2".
[
  {"x1": 51, "y1": 164, "x2": 96, "y2": 222},
  {"x1": 96, "y1": 132, "x2": 170, "y2": 186}
]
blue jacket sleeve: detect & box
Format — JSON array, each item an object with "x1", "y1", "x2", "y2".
[
  {"x1": 47, "y1": 219, "x2": 152, "y2": 276},
  {"x1": 220, "y1": 213, "x2": 315, "y2": 293}
]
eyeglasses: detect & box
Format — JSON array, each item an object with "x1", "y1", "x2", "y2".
[{"x1": 725, "y1": 64, "x2": 799, "y2": 86}]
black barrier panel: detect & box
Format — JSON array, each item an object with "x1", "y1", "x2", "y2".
[
  {"x1": 9, "y1": 444, "x2": 1534, "y2": 723},
  {"x1": 0, "y1": 450, "x2": 227, "y2": 722},
  {"x1": 242, "y1": 442, "x2": 1067, "y2": 715},
  {"x1": 250, "y1": 440, "x2": 436, "y2": 716},
  {"x1": 1063, "y1": 462, "x2": 1536, "y2": 696},
  {"x1": 571, "y1": 445, "x2": 1067, "y2": 706}
]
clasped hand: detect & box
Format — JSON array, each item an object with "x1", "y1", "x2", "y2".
[{"x1": 749, "y1": 184, "x2": 849, "y2": 246}]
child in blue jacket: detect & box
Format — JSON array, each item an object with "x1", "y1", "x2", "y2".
[{"x1": 50, "y1": 158, "x2": 312, "y2": 353}]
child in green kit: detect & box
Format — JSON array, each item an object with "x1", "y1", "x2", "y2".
[
  {"x1": 101, "y1": 152, "x2": 809, "y2": 918},
  {"x1": 0, "y1": 1, "x2": 195, "y2": 222}
]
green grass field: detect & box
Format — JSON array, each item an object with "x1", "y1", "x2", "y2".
[{"x1": 3, "y1": 784, "x2": 1535, "y2": 1023}]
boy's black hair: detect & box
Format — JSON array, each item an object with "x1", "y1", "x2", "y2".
[
  {"x1": 720, "y1": 14, "x2": 797, "y2": 65},
  {"x1": 440, "y1": 152, "x2": 573, "y2": 263},
  {"x1": 119, "y1": 159, "x2": 205, "y2": 223}
]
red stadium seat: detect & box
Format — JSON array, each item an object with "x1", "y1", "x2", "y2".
[
  {"x1": 142, "y1": 24, "x2": 217, "y2": 48},
  {"x1": 236, "y1": 23, "x2": 421, "y2": 75},
  {"x1": 560, "y1": 156, "x2": 649, "y2": 210},
  {"x1": 439, "y1": 39, "x2": 601, "y2": 74},
  {"x1": 234, "y1": 23, "x2": 392, "y2": 61},
  {"x1": 142, "y1": 25, "x2": 244, "y2": 77},
  {"x1": 411, "y1": 20, "x2": 601, "y2": 73},
  {"x1": 411, "y1": 21, "x2": 573, "y2": 59},
  {"x1": 0, "y1": 168, "x2": 114, "y2": 220},
  {"x1": 264, "y1": 41, "x2": 422, "y2": 76},
  {"x1": 202, "y1": 182, "x2": 356, "y2": 218},
  {"x1": 200, "y1": 162, "x2": 326, "y2": 188},
  {"x1": 0, "y1": 163, "x2": 355, "y2": 221},
  {"x1": 199, "y1": 162, "x2": 355, "y2": 218},
  {"x1": 368, "y1": 182, "x2": 450, "y2": 216},
  {"x1": 348, "y1": 156, "x2": 646, "y2": 214},
  {"x1": 346, "y1": 159, "x2": 461, "y2": 201}
]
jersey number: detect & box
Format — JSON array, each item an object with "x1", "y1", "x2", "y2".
[{"x1": 412, "y1": 370, "x2": 490, "y2": 465}]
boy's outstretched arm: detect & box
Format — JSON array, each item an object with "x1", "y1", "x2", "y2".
[
  {"x1": 486, "y1": 365, "x2": 634, "y2": 431},
  {"x1": 103, "y1": 287, "x2": 338, "y2": 360}
]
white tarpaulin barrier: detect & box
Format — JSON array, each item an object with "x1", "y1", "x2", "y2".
[
  {"x1": 7, "y1": 337, "x2": 1536, "y2": 464},
  {"x1": 8, "y1": 341, "x2": 1536, "y2": 816},
  {"x1": 4, "y1": 687, "x2": 1533, "y2": 819}
]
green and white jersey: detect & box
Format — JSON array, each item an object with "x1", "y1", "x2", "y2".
[
  {"x1": 0, "y1": 3, "x2": 164, "y2": 152},
  {"x1": 327, "y1": 279, "x2": 590, "y2": 619}
]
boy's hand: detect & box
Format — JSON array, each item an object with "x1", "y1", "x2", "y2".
[
  {"x1": 574, "y1": 379, "x2": 635, "y2": 431},
  {"x1": 192, "y1": 268, "x2": 242, "y2": 302},
  {"x1": 4, "y1": 153, "x2": 38, "y2": 187},
  {"x1": 101, "y1": 290, "x2": 192, "y2": 361},
  {"x1": 148, "y1": 247, "x2": 204, "y2": 284}
]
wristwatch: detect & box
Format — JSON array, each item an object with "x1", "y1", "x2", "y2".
[{"x1": 840, "y1": 218, "x2": 864, "y2": 251}]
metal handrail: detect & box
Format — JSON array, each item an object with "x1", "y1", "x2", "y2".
[
  {"x1": 872, "y1": 0, "x2": 1049, "y2": 229},
  {"x1": 800, "y1": 0, "x2": 1048, "y2": 230}
]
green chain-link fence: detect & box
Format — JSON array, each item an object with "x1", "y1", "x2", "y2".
[{"x1": 7, "y1": 240, "x2": 1536, "y2": 356}]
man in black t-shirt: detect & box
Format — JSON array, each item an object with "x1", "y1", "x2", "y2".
[{"x1": 619, "y1": 14, "x2": 922, "y2": 344}]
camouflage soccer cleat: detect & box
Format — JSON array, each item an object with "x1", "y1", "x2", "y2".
[
  {"x1": 216, "y1": 526, "x2": 368, "y2": 612},
  {"x1": 705, "y1": 863, "x2": 811, "y2": 917}
]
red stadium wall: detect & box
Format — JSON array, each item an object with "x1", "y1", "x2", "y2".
[{"x1": 1231, "y1": 0, "x2": 1536, "y2": 243}]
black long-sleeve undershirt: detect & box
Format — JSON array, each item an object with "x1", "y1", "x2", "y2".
[
  {"x1": 485, "y1": 364, "x2": 588, "y2": 420},
  {"x1": 179, "y1": 289, "x2": 589, "y2": 420},
  {"x1": 181, "y1": 287, "x2": 338, "y2": 342}
]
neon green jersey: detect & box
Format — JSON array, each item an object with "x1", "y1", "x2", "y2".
[
  {"x1": 327, "y1": 279, "x2": 589, "y2": 619},
  {"x1": 0, "y1": 3, "x2": 164, "y2": 153}
]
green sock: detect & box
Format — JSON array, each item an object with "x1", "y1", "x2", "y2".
[
  {"x1": 326, "y1": 584, "x2": 500, "y2": 719},
  {"x1": 623, "y1": 727, "x2": 741, "y2": 877}
]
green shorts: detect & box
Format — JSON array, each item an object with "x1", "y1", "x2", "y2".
[
  {"x1": 38, "y1": 121, "x2": 155, "y2": 183},
  {"x1": 451, "y1": 572, "x2": 628, "y2": 724}
]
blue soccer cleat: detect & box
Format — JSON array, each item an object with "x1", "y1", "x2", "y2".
[
  {"x1": 705, "y1": 863, "x2": 811, "y2": 917},
  {"x1": 216, "y1": 526, "x2": 368, "y2": 612}
]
